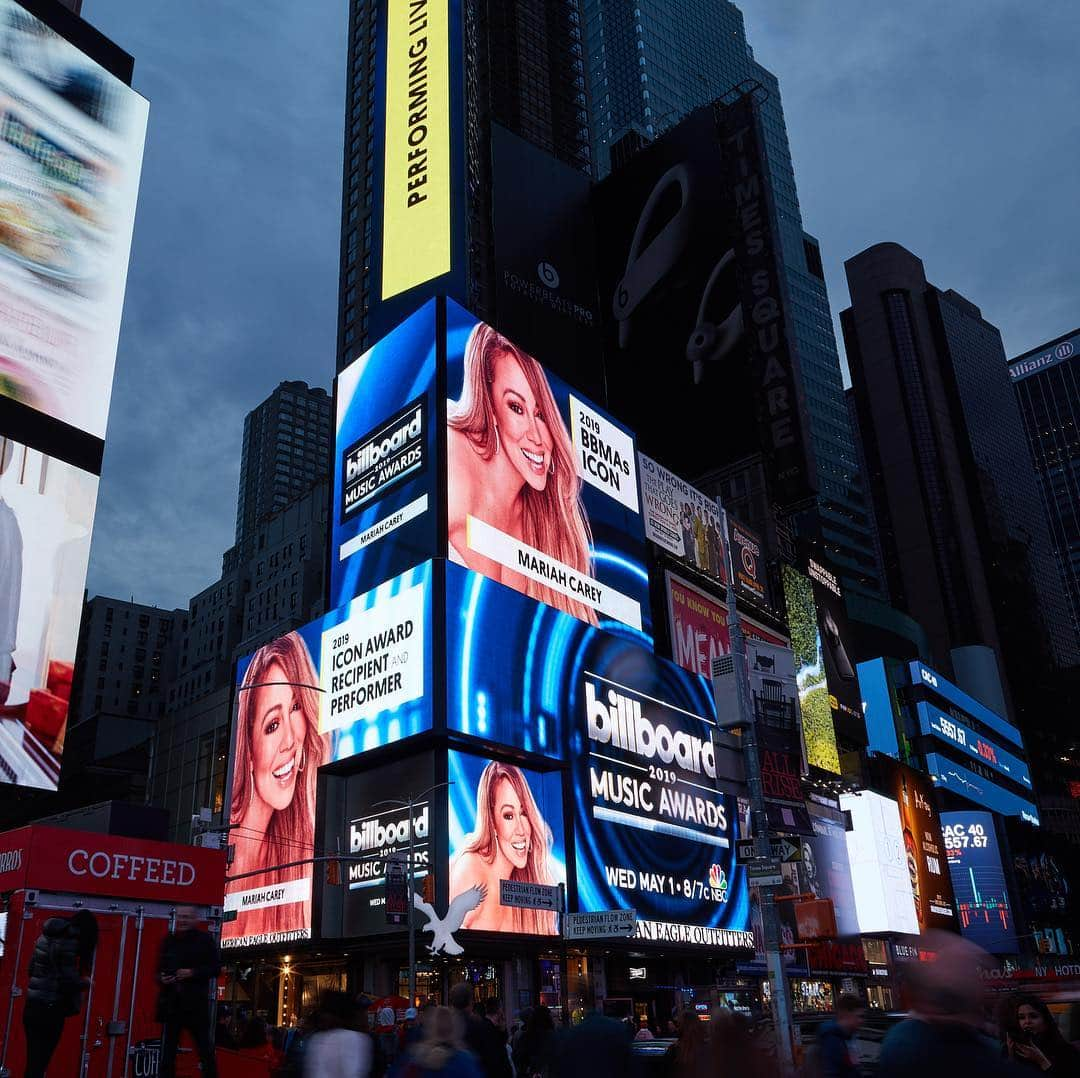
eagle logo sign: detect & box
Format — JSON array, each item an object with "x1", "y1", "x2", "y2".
[{"x1": 412, "y1": 885, "x2": 486, "y2": 956}]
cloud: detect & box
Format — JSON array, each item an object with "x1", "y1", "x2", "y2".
[
  {"x1": 82, "y1": 0, "x2": 347, "y2": 608},
  {"x1": 741, "y1": 0, "x2": 1080, "y2": 363}
]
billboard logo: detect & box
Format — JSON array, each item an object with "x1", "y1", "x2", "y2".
[
  {"x1": 342, "y1": 397, "x2": 427, "y2": 518},
  {"x1": 1058, "y1": 342, "x2": 1074, "y2": 360},
  {"x1": 350, "y1": 805, "x2": 429, "y2": 853},
  {"x1": 585, "y1": 679, "x2": 717, "y2": 781},
  {"x1": 537, "y1": 261, "x2": 560, "y2": 289},
  {"x1": 919, "y1": 666, "x2": 939, "y2": 689}
]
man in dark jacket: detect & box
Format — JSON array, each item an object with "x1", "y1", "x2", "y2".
[
  {"x1": 157, "y1": 905, "x2": 220, "y2": 1078},
  {"x1": 449, "y1": 982, "x2": 512, "y2": 1078},
  {"x1": 22, "y1": 910, "x2": 97, "y2": 1078},
  {"x1": 816, "y1": 995, "x2": 865, "y2": 1078}
]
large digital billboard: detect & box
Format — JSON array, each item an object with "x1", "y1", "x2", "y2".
[
  {"x1": 916, "y1": 701, "x2": 1032, "y2": 792},
  {"x1": 840, "y1": 791, "x2": 919, "y2": 935},
  {"x1": 448, "y1": 751, "x2": 566, "y2": 936},
  {"x1": 870, "y1": 757, "x2": 956, "y2": 931},
  {"x1": 224, "y1": 630, "x2": 332, "y2": 949},
  {"x1": 782, "y1": 564, "x2": 840, "y2": 774},
  {"x1": 332, "y1": 301, "x2": 439, "y2": 609},
  {"x1": 728, "y1": 515, "x2": 769, "y2": 608},
  {"x1": 446, "y1": 300, "x2": 650, "y2": 635},
  {"x1": 225, "y1": 564, "x2": 434, "y2": 947},
  {"x1": 925, "y1": 751, "x2": 1040, "y2": 825},
  {"x1": 0, "y1": 432, "x2": 96, "y2": 790},
  {"x1": 806, "y1": 558, "x2": 863, "y2": 749},
  {"x1": 0, "y1": 0, "x2": 147, "y2": 440},
  {"x1": 638, "y1": 453, "x2": 727, "y2": 586},
  {"x1": 941, "y1": 810, "x2": 1018, "y2": 954},
  {"x1": 665, "y1": 570, "x2": 787, "y2": 680},
  {"x1": 444, "y1": 561, "x2": 751, "y2": 948},
  {"x1": 592, "y1": 102, "x2": 816, "y2": 509}
]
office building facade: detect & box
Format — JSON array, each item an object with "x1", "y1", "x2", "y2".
[
  {"x1": 336, "y1": 0, "x2": 591, "y2": 369},
  {"x1": 1009, "y1": 329, "x2": 1080, "y2": 642},
  {"x1": 584, "y1": 0, "x2": 880, "y2": 596},
  {"x1": 233, "y1": 380, "x2": 331, "y2": 556}
]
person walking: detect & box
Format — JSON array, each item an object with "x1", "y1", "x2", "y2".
[
  {"x1": 815, "y1": 995, "x2": 865, "y2": 1078},
  {"x1": 449, "y1": 984, "x2": 511, "y2": 1078},
  {"x1": 304, "y1": 991, "x2": 372, "y2": 1078},
  {"x1": 663, "y1": 1011, "x2": 709, "y2": 1078},
  {"x1": 512, "y1": 1004, "x2": 555, "y2": 1078},
  {"x1": 1001, "y1": 993, "x2": 1080, "y2": 1076},
  {"x1": 878, "y1": 931, "x2": 1021, "y2": 1078},
  {"x1": 156, "y1": 904, "x2": 220, "y2": 1078},
  {"x1": 394, "y1": 1006, "x2": 481, "y2": 1078},
  {"x1": 21, "y1": 909, "x2": 97, "y2": 1078}
]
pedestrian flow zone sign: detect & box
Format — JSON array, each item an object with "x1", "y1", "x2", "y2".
[
  {"x1": 500, "y1": 879, "x2": 563, "y2": 911},
  {"x1": 564, "y1": 909, "x2": 637, "y2": 940}
]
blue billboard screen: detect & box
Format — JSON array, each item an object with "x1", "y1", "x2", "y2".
[
  {"x1": 917, "y1": 703, "x2": 1032, "y2": 791},
  {"x1": 332, "y1": 301, "x2": 439, "y2": 609},
  {"x1": 941, "y1": 810, "x2": 1018, "y2": 954},
  {"x1": 444, "y1": 561, "x2": 751, "y2": 947},
  {"x1": 926, "y1": 753, "x2": 1039, "y2": 825}
]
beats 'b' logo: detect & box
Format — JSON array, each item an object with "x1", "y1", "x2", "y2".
[{"x1": 537, "y1": 261, "x2": 560, "y2": 289}]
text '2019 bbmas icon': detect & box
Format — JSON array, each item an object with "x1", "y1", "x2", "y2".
[{"x1": 331, "y1": 298, "x2": 652, "y2": 638}]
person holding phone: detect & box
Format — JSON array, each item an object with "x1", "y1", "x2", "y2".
[{"x1": 1002, "y1": 994, "x2": 1080, "y2": 1075}]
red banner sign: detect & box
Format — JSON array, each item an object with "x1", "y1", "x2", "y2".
[{"x1": 0, "y1": 825, "x2": 225, "y2": 905}]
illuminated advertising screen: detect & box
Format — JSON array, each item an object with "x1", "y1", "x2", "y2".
[
  {"x1": 728, "y1": 515, "x2": 768, "y2": 607},
  {"x1": 1005, "y1": 819, "x2": 1078, "y2": 957},
  {"x1": 806, "y1": 558, "x2": 863, "y2": 748},
  {"x1": 339, "y1": 751, "x2": 436, "y2": 939},
  {"x1": 446, "y1": 300, "x2": 650, "y2": 635},
  {"x1": 857, "y1": 658, "x2": 900, "y2": 759},
  {"x1": 799, "y1": 811, "x2": 859, "y2": 936},
  {"x1": 917, "y1": 701, "x2": 1032, "y2": 791},
  {"x1": 0, "y1": 432, "x2": 96, "y2": 790},
  {"x1": 941, "y1": 810, "x2": 1018, "y2": 954},
  {"x1": 909, "y1": 661, "x2": 1024, "y2": 750},
  {"x1": 448, "y1": 750, "x2": 566, "y2": 936},
  {"x1": 839, "y1": 791, "x2": 919, "y2": 935},
  {"x1": 665, "y1": 570, "x2": 786, "y2": 680},
  {"x1": 782, "y1": 564, "x2": 840, "y2": 774},
  {"x1": 871, "y1": 757, "x2": 956, "y2": 930},
  {"x1": 638, "y1": 453, "x2": 727, "y2": 586},
  {"x1": 331, "y1": 301, "x2": 439, "y2": 608},
  {"x1": 0, "y1": 0, "x2": 147, "y2": 440},
  {"x1": 925, "y1": 752, "x2": 1040, "y2": 824},
  {"x1": 444, "y1": 561, "x2": 751, "y2": 947},
  {"x1": 224, "y1": 564, "x2": 434, "y2": 948}
]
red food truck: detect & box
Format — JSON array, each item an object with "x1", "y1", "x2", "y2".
[{"x1": 0, "y1": 824, "x2": 226, "y2": 1077}]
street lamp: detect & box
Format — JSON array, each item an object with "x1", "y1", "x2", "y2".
[{"x1": 373, "y1": 782, "x2": 453, "y2": 1007}]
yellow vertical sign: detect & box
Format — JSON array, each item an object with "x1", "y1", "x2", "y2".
[{"x1": 381, "y1": 0, "x2": 451, "y2": 300}]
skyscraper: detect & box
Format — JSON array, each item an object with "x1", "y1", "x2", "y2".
[
  {"x1": 1008, "y1": 329, "x2": 1080, "y2": 643},
  {"x1": 842, "y1": 242, "x2": 1078, "y2": 705},
  {"x1": 233, "y1": 380, "x2": 331, "y2": 555},
  {"x1": 584, "y1": 0, "x2": 880, "y2": 596},
  {"x1": 337, "y1": 0, "x2": 591, "y2": 369}
]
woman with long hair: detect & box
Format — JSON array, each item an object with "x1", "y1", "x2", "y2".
[
  {"x1": 449, "y1": 761, "x2": 557, "y2": 934},
  {"x1": 447, "y1": 323, "x2": 598, "y2": 625},
  {"x1": 225, "y1": 632, "x2": 328, "y2": 943},
  {"x1": 1001, "y1": 992, "x2": 1080, "y2": 1075}
]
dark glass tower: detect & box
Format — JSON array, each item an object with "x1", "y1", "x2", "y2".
[
  {"x1": 337, "y1": 0, "x2": 591, "y2": 370},
  {"x1": 234, "y1": 381, "x2": 331, "y2": 556},
  {"x1": 843, "y1": 244, "x2": 1077, "y2": 676},
  {"x1": 1009, "y1": 330, "x2": 1080, "y2": 644},
  {"x1": 583, "y1": 0, "x2": 881, "y2": 596}
]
